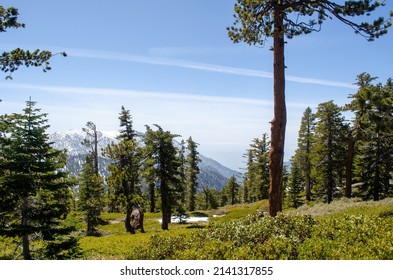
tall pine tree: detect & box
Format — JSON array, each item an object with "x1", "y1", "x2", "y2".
[
  {"x1": 143, "y1": 125, "x2": 181, "y2": 230},
  {"x1": 0, "y1": 100, "x2": 77, "y2": 259},
  {"x1": 285, "y1": 156, "x2": 304, "y2": 209},
  {"x1": 243, "y1": 134, "x2": 270, "y2": 202},
  {"x1": 222, "y1": 175, "x2": 240, "y2": 206},
  {"x1": 352, "y1": 77, "x2": 393, "y2": 200},
  {"x1": 294, "y1": 107, "x2": 315, "y2": 201},
  {"x1": 228, "y1": 0, "x2": 392, "y2": 216},
  {"x1": 78, "y1": 122, "x2": 105, "y2": 236},
  {"x1": 312, "y1": 101, "x2": 349, "y2": 203},
  {"x1": 78, "y1": 154, "x2": 104, "y2": 236},
  {"x1": 186, "y1": 137, "x2": 201, "y2": 212},
  {"x1": 102, "y1": 106, "x2": 143, "y2": 233}
]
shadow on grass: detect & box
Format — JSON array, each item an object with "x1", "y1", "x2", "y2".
[
  {"x1": 379, "y1": 210, "x2": 393, "y2": 218},
  {"x1": 186, "y1": 224, "x2": 207, "y2": 229},
  {"x1": 190, "y1": 211, "x2": 209, "y2": 217}
]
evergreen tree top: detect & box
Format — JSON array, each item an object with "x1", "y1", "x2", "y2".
[{"x1": 228, "y1": 0, "x2": 392, "y2": 45}]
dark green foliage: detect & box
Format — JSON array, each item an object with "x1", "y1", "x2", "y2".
[
  {"x1": 143, "y1": 125, "x2": 181, "y2": 230},
  {"x1": 0, "y1": 100, "x2": 78, "y2": 259},
  {"x1": 78, "y1": 122, "x2": 105, "y2": 236},
  {"x1": 312, "y1": 101, "x2": 349, "y2": 203},
  {"x1": 285, "y1": 157, "x2": 304, "y2": 208},
  {"x1": 0, "y1": 5, "x2": 66, "y2": 79},
  {"x1": 0, "y1": 6, "x2": 25, "y2": 31},
  {"x1": 178, "y1": 140, "x2": 186, "y2": 205},
  {"x1": 227, "y1": 0, "x2": 392, "y2": 216},
  {"x1": 186, "y1": 137, "x2": 201, "y2": 211},
  {"x1": 350, "y1": 76, "x2": 393, "y2": 200},
  {"x1": 227, "y1": 0, "x2": 392, "y2": 45},
  {"x1": 78, "y1": 155, "x2": 105, "y2": 236},
  {"x1": 294, "y1": 107, "x2": 315, "y2": 201},
  {"x1": 198, "y1": 186, "x2": 220, "y2": 210},
  {"x1": 243, "y1": 134, "x2": 270, "y2": 202},
  {"x1": 222, "y1": 175, "x2": 241, "y2": 206},
  {"x1": 103, "y1": 107, "x2": 143, "y2": 233}
]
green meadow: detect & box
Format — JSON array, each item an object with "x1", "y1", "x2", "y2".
[{"x1": 1, "y1": 198, "x2": 393, "y2": 260}]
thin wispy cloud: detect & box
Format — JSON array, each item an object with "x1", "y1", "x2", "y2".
[
  {"x1": 0, "y1": 82, "x2": 314, "y2": 109},
  {"x1": 0, "y1": 44, "x2": 357, "y2": 89},
  {"x1": 1, "y1": 83, "x2": 257, "y2": 105},
  {"x1": 0, "y1": 81, "x2": 305, "y2": 170},
  {"x1": 65, "y1": 47, "x2": 356, "y2": 89}
]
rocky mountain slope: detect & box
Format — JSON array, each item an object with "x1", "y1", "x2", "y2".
[{"x1": 49, "y1": 130, "x2": 242, "y2": 191}]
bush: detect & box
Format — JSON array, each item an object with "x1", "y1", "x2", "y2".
[
  {"x1": 298, "y1": 214, "x2": 393, "y2": 259},
  {"x1": 128, "y1": 213, "x2": 317, "y2": 260},
  {"x1": 127, "y1": 206, "x2": 393, "y2": 260}
]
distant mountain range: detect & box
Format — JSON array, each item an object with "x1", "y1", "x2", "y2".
[{"x1": 49, "y1": 130, "x2": 243, "y2": 191}]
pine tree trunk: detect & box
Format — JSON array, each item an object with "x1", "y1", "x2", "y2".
[
  {"x1": 188, "y1": 183, "x2": 195, "y2": 212},
  {"x1": 125, "y1": 204, "x2": 134, "y2": 233},
  {"x1": 21, "y1": 198, "x2": 32, "y2": 260},
  {"x1": 269, "y1": 6, "x2": 286, "y2": 217},
  {"x1": 149, "y1": 182, "x2": 155, "y2": 213},
  {"x1": 161, "y1": 180, "x2": 170, "y2": 230},
  {"x1": 305, "y1": 172, "x2": 311, "y2": 201}
]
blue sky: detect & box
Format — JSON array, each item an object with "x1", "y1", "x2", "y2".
[{"x1": 1, "y1": 0, "x2": 392, "y2": 171}]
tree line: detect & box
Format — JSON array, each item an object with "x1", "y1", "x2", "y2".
[
  {"x1": 242, "y1": 73, "x2": 393, "y2": 208},
  {"x1": 2, "y1": 100, "x2": 244, "y2": 258}
]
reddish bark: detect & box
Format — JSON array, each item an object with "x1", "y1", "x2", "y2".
[{"x1": 269, "y1": 7, "x2": 286, "y2": 217}]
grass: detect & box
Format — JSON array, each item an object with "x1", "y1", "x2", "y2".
[
  {"x1": 291, "y1": 197, "x2": 393, "y2": 217},
  {"x1": 1, "y1": 198, "x2": 393, "y2": 259},
  {"x1": 76, "y1": 200, "x2": 269, "y2": 259}
]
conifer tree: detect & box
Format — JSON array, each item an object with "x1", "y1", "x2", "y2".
[
  {"x1": 102, "y1": 107, "x2": 142, "y2": 233},
  {"x1": 243, "y1": 134, "x2": 270, "y2": 202},
  {"x1": 200, "y1": 186, "x2": 219, "y2": 210},
  {"x1": 142, "y1": 126, "x2": 158, "y2": 213},
  {"x1": 143, "y1": 125, "x2": 181, "y2": 230},
  {"x1": 228, "y1": 0, "x2": 392, "y2": 216},
  {"x1": 222, "y1": 175, "x2": 240, "y2": 206},
  {"x1": 186, "y1": 137, "x2": 201, "y2": 211},
  {"x1": 312, "y1": 101, "x2": 349, "y2": 203},
  {"x1": 0, "y1": 100, "x2": 77, "y2": 259},
  {"x1": 82, "y1": 121, "x2": 100, "y2": 175},
  {"x1": 178, "y1": 140, "x2": 187, "y2": 204},
  {"x1": 242, "y1": 149, "x2": 253, "y2": 203},
  {"x1": 142, "y1": 157, "x2": 157, "y2": 213},
  {"x1": 78, "y1": 154, "x2": 104, "y2": 236},
  {"x1": 294, "y1": 107, "x2": 315, "y2": 201},
  {"x1": 79, "y1": 122, "x2": 104, "y2": 236},
  {"x1": 286, "y1": 157, "x2": 303, "y2": 208},
  {"x1": 352, "y1": 77, "x2": 393, "y2": 200},
  {"x1": 343, "y1": 73, "x2": 377, "y2": 198}
]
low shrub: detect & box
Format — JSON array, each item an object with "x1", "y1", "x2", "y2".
[
  {"x1": 298, "y1": 214, "x2": 393, "y2": 259},
  {"x1": 127, "y1": 201, "x2": 393, "y2": 260},
  {"x1": 128, "y1": 213, "x2": 317, "y2": 260}
]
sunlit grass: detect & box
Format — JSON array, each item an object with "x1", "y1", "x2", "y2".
[
  {"x1": 2, "y1": 198, "x2": 393, "y2": 259},
  {"x1": 291, "y1": 197, "x2": 393, "y2": 217}
]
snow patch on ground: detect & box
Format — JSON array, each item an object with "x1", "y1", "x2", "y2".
[{"x1": 158, "y1": 216, "x2": 209, "y2": 224}]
